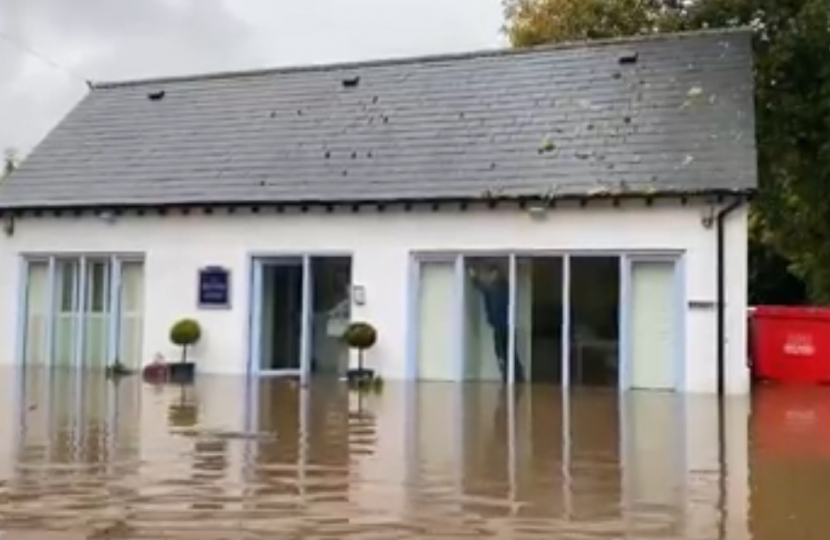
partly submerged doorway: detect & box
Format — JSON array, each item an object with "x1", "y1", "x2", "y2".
[{"x1": 250, "y1": 255, "x2": 352, "y2": 380}]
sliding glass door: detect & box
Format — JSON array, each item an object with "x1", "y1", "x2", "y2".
[
  {"x1": 514, "y1": 256, "x2": 564, "y2": 385},
  {"x1": 415, "y1": 254, "x2": 565, "y2": 385},
  {"x1": 250, "y1": 255, "x2": 353, "y2": 380},
  {"x1": 19, "y1": 255, "x2": 145, "y2": 370},
  {"x1": 411, "y1": 253, "x2": 681, "y2": 391}
]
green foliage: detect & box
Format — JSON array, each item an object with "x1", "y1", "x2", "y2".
[
  {"x1": 504, "y1": 0, "x2": 681, "y2": 46},
  {"x1": 504, "y1": 0, "x2": 828, "y2": 303},
  {"x1": 749, "y1": 238, "x2": 807, "y2": 305},
  {"x1": 170, "y1": 318, "x2": 201, "y2": 347},
  {"x1": 342, "y1": 321, "x2": 377, "y2": 351}
]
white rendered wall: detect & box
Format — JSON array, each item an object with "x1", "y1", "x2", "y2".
[{"x1": 0, "y1": 201, "x2": 749, "y2": 394}]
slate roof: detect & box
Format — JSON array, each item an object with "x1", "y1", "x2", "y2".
[{"x1": 0, "y1": 29, "x2": 756, "y2": 210}]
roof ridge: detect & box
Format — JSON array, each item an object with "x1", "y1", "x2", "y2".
[{"x1": 90, "y1": 27, "x2": 752, "y2": 90}]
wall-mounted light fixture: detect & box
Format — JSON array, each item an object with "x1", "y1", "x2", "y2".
[
  {"x1": 700, "y1": 204, "x2": 716, "y2": 229},
  {"x1": 351, "y1": 285, "x2": 366, "y2": 306},
  {"x1": 526, "y1": 200, "x2": 549, "y2": 221},
  {"x1": 98, "y1": 210, "x2": 116, "y2": 224},
  {"x1": 3, "y1": 215, "x2": 14, "y2": 237}
]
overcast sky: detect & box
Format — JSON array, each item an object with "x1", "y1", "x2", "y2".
[{"x1": 0, "y1": 0, "x2": 506, "y2": 155}]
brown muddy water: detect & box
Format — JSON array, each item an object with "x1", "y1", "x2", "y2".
[{"x1": 0, "y1": 369, "x2": 829, "y2": 539}]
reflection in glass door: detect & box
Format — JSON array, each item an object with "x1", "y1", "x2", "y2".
[{"x1": 463, "y1": 257, "x2": 514, "y2": 382}]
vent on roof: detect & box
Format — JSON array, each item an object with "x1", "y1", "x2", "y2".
[
  {"x1": 147, "y1": 90, "x2": 166, "y2": 101},
  {"x1": 342, "y1": 76, "x2": 361, "y2": 88},
  {"x1": 618, "y1": 51, "x2": 639, "y2": 65}
]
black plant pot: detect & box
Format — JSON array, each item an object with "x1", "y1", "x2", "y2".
[{"x1": 169, "y1": 362, "x2": 196, "y2": 384}]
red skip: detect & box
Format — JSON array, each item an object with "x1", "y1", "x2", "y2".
[{"x1": 751, "y1": 306, "x2": 830, "y2": 384}]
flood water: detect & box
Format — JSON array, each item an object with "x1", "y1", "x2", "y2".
[{"x1": 0, "y1": 369, "x2": 829, "y2": 539}]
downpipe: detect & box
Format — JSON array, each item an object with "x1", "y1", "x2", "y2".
[
  {"x1": 714, "y1": 195, "x2": 744, "y2": 540},
  {"x1": 716, "y1": 197, "x2": 744, "y2": 397}
]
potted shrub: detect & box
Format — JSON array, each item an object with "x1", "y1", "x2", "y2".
[
  {"x1": 343, "y1": 321, "x2": 382, "y2": 391},
  {"x1": 169, "y1": 318, "x2": 201, "y2": 384}
]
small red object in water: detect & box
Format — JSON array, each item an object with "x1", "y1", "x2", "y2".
[{"x1": 142, "y1": 353, "x2": 170, "y2": 383}]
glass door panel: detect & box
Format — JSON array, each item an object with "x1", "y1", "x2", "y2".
[
  {"x1": 83, "y1": 260, "x2": 111, "y2": 369},
  {"x1": 23, "y1": 261, "x2": 50, "y2": 366},
  {"x1": 309, "y1": 256, "x2": 352, "y2": 378},
  {"x1": 463, "y1": 257, "x2": 513, "y2": 382},
  {"x1": 258, "y1": 259, "x2": 304, "y2": 374},
  {"x1": 629, "y1": 259, "x2": 677, "y2": 390},
  {"x1": 53, "y1": 259, "x2": 80, "y2": 367},
  {"x1": 514, "y1": 257, "x2": 564, "y2": 384},
  {"x1": 416, "y1": 260, "x2": 457, "y2": 381},
  {"x1": 119, "y1": 261, "x2": 144, "y2": 369},
  {"x1": 568, "y1": 257, "x2": 620, "y2": 387}
]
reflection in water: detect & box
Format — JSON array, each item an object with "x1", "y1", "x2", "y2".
[{"x1": 0, "y1": 368, "x2": 825, "y2": 538}]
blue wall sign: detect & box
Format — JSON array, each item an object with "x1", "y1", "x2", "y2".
[{"x1": 198, "y1": 266, "x2": 231, "y2": 308}]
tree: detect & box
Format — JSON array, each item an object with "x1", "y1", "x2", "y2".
[
  {"x1": 504, "y1": 0, "x2": 682, "y2": 45},
  {"x1": 504, "y1": 0, "x2": 827, "y2": 304}
]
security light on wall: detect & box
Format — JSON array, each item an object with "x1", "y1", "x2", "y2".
[
  {"x1": 526, "y1": 201, "x2": 548, "y2": 221},
  {"x1": 98, "y1": 210, "x2": 116, "y2": 224}
]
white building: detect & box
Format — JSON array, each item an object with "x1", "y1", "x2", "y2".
[{"x1": 0, "y1": 29, "x2": 756, "y2": 394}]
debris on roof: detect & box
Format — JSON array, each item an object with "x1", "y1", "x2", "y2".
[
  {"x1": 687, "y1": 86, "x2": 704, "y2": 97},
  {"x1": 342, "y1": 76, "x2": 361, "y2": 88},
  {"x1": 619, "y1": 51, "x2": 639, "y2": 65},
  {"x1": 539, "y1": 136, "x2": 556, "y2": 154}
]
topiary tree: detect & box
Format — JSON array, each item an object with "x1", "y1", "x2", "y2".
[
  {"x1": 342, "y1": 321, "x2": 377, "y2": 373},
  {"x1": 170, "y1": 318, "x2": 201, "y2": 363}
]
